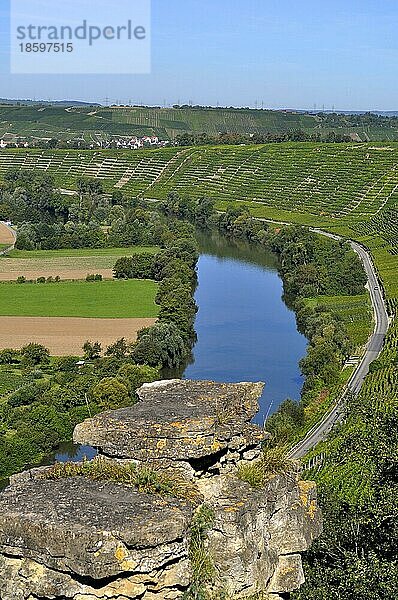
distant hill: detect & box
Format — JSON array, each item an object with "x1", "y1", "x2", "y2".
[
  {"x1": 0, "y1": 99, "x2": 99, "y2": 107},
  {"x1": 1, "y1": 104, "x2": 398, "y2": 142}
]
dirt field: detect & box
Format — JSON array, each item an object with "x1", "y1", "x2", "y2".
[
  {"x1": 0, "y1": 268, "x2": 114, "y2": 281},
  {"x1": 0, "y1": 247, "x2": 158, "y2": 281},
  {"x1": 0, "y1": 224, "x2": 14, "y2": 246},
  {"x1": 0, "y1": 316, "x2": 156, "y2": 356},
  {"x1": 0, "y1": 255, "x2": 117, "y2": 281}
]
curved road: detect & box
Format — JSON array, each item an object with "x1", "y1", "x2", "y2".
[{"x1": 287, "y1": 230, "x2": 389, "y2": 459}]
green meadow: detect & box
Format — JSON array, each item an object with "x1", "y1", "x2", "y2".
[{"x1": 0, "y1": 279, "x2": 159, "y2": 319}]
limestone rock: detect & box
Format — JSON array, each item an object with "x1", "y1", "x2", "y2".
[
  {"x1": 0, "y1": 380, "x2": 322, "y2": 599},
  {"x1": 74, "y1": 380, "x2": 268, "y2": 474},
  {"x1": 196, "y1": 472, "x2": 322, "y2": 597},
  {"x1": 0, "y1": 477, "x2": 192, "y2": 581}
]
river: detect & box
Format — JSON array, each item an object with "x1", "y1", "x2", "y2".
[{"x1": 183, "y1": 231, "x2": 308, "y2": 425}]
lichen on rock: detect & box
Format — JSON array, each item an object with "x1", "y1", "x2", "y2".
[{"x1": 0, "y1": 380, "x2": 322, "y2": 599}]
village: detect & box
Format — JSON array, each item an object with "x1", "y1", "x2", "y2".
[{"x1": 0, "y1": 134, "x2": 170, "y2": 150}]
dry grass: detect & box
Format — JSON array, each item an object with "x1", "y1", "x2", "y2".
[
  {"x1": 237, "y1": 446, "x2": 295, "y2": 488},
  {"x1": 41, "y1": 457, "x2": 201, "y2": 502}
]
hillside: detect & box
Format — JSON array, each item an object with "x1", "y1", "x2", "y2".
[
  {"x1": 2, "y1": 105, "x2": 398, "y2": 143},
  {"x1": 0, "y1": 142, "x2": 396, "y2": 303}
]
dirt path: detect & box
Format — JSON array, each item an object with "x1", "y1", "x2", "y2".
[{"x1": 0, "y1": 316, "x2": 156, "y2": 356}]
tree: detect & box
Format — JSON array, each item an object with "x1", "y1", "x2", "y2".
[
  {"x1": 82, "y1": 341, "x2": 102, "y2": 360},
  {"x1": 117, "y1": 363, "x2": 159, "y2": 393},
  {"x1": 113, "y1": 257, "x2": 133, "y2": 279},
  {"x1": 131, "y1": 322, "x2": 187, "y2": 368},
  {"x1": 105, "y1": 338, "x2": 128, "y2": 360},
  {"x1": 20, "y1": 343, "x2": 50, "y2": 367},
  {"x1": 92, "y1": 377, "x2": 130, "y2": 410}
]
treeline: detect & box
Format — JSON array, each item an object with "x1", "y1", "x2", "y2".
[
  {"x1": 114, "y1": 220, "x2": 199, "y2": 369},
  {"x1": 0, "y1": 170, "x2": 171, "y2": 250},
  {"x1": 0, "y1": 341, "x2": 159, "y2": 479},
  {"x1": 175, "y1": 130, "x2": 352, "y2": 147}
]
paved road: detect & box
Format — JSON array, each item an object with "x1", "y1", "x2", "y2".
[
  {"x1": 255, "y1": 218, "x2": 390, "y2": 458},
  {"x1": 0, "y1": 222, "x2": 16, "y2": 255},
  {"x1": 287, "y1": 231, "x2": 389, "y2": 459}
]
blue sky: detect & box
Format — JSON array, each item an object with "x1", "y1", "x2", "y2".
[{"x1": 1, "y1": 0, "x2": 398, "y2": 109}]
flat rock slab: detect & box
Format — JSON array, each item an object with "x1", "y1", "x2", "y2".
[
  {"x1": 74, "y1": 379, "x2": 267, "y2": 461},
  {"x1": 0, "y1": 477, "x2": 192, "y2": 580}
]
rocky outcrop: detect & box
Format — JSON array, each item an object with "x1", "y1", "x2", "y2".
[
  {"x1": 0, "y1": 380, "x2": 322, "y2": 599},
  {"x1": 73, "y1": 379, "x2": 267, "y2": 477}
]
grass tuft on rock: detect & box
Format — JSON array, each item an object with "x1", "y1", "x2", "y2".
[
  {"x1": 40, "y1": 457, "x2": 200, "y2": 502},
  {"x1": 184, "y1": 504, "x2": 216, "y2": 599},
  {"x1": 237, "y1": 446, "x2": 294, "y2": 488}
]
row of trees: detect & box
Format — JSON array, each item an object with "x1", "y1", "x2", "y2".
[
  {"x1": 114, "y1": 220, "x2": 199, "y2": 368},
  {"x1": 175, "y1": 130, "x2": 353, "y2": 147}
]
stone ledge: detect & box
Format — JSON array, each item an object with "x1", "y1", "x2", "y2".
[
  {"x1": 73, "y1": 380, "x2": 268, "y2": 468},
  {"x1": 0, "y1": 477, "x2": 192, "y2": 580}
]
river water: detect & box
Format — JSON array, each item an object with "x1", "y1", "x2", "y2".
[{"x1": 183, "y1": 231, "x2": 307, "y2": 425}]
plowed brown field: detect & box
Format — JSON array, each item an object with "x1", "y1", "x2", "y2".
[{"x1": 0, "y1": 316, "x2": 156, "y2": 356}]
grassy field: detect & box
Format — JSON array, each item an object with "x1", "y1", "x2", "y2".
[
  {"x1": 0, "y1": 280, "x2": 159, "y2": 318},
  {"x1": 0, "y1": 246, "x2": 159, "y2": 281}
]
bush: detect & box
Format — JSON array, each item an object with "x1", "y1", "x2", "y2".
[
  {"x1": 20, "y1": 343, "x2": 50, "y2": 368},
  {"x1": 92, "y1": 377, "x2": 130, "y2": 410},
  {"x1": 0, "y1": 348, "x2": 21, "y2": 365},
  {"x1": 86, "y1": 273, "x2": 103, "y2": 282}
]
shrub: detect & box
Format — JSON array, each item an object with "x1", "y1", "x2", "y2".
[
  {"x1": 20, "y1": 343, "x2": 50, "y2": 368},
  {"x1": 0, "y1": 348, "x2": 21, "y2": 365},
  {"x1": 237, "y1": 447, "x2": 294, "y2": 488},
  {"x1": 92, "y1": 377, "x2": 130, "y2": 410}
]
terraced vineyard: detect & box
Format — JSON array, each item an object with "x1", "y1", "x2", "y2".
[
  {"x1": 2, "y1": 144, "x2": 398, "y2": 219},
  {"x1": 0, "y1": 105, "x2": 364, "y2": 142},
  {"x1": 1, "y1": 142, "x2": 397, "y2": 307},
  {"x1": 304, "y1": 294, "x2": 373, "y2": 349},
  {"x1": 3, "y1": 105, "x2": 398, "y2": 142}
]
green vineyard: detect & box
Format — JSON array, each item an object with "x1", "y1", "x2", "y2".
[
  {"x1": 1, "y1": 143, "x2": 398, "y2": 219},
  {"x1": 3, "y1": 105, "x2": 398, "y2": 142},
  {"x1": 0, "y1": 142, "x2": 397, "y2": 308}
]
